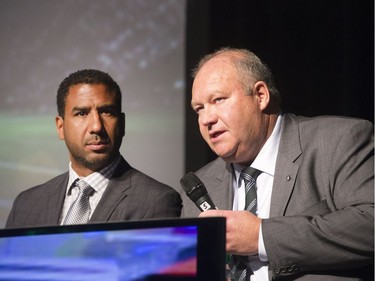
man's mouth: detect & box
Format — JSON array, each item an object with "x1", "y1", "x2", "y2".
[
  {"x1": 209, "y1": 130, "x2": 225, "y2": 141},
  {"x1": 87, "y1": 141, "x2": 109, "y2": 151}
]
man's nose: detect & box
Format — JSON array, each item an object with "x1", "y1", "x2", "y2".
[
  {"x1": 89, "y1": 111, "x2": 104, "y2": 133},
  {"x1": 199, "y1": 107, "x2": 217, "y2": 126}
]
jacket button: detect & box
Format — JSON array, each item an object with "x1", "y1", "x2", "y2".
[{"x1": 289, "y1": 264, "x2": 299, "y2": 272}]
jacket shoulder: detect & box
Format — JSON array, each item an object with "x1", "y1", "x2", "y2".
[
  {"x1": 16, "y1": 172, "x2": 68, "y2": 198},
  {"x1": 195, "y1": 157, "x2": 229, "y2": 181}
]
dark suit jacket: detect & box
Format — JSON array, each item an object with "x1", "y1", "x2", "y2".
[
  {"x1": 180, "y1": 114, "x2": 374, "y2": 280},
  {"x1": 6, "y1": 157, "x2": 182, "y2": 228}
]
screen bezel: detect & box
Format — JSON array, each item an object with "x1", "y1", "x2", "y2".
[{"x1": 0, "y1": 217, "x2": 226, "y2": 281}]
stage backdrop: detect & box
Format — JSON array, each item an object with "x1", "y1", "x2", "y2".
[{"x1": 0, "y1": 0, "x2": 186, "y2": 227}]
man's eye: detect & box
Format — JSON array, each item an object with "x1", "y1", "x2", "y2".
[
  {"x1": 76, "y1": 111, "x2": 87, "y2": 116},
  {"x1": 101, "y1": 110, "x2": 116, "y2": 116},
  {"x1": 194, "y1": 106, "x2": 203, "y2": 114},
  {"x1": 214, "y1": 97, "x2": 224, "y2": 103}
]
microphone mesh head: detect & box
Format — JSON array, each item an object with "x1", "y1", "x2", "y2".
[{"x1": 180, "y1": 172, "x2": 202, "y2": 193}]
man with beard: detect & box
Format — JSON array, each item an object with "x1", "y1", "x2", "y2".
[{"x1": 6, "y1": 69, "x2": 181, "y2": 228}]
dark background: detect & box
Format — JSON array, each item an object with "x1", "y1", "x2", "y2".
[{"x1": 184, "y1": 0, "x2": 374, "y2": 172}]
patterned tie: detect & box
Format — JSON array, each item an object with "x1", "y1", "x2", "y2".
[
  {"x1": 241, "y1": 167, "x2": 262, "y2": 215},
  {"x1": 228, "y1": 167, "x2": 262, "y2": 281},
  {"x1": 63, "y1": 179, "x2": 95, "y2": 225}
]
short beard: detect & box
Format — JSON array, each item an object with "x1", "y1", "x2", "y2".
[
  {"x1": 74, "y1": 153, "x2": 114, "y2": 171},
  {"x1": 66, "y1": 142, "x2": 118, "y2": 172}
]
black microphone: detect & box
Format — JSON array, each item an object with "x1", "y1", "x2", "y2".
[
  {"x1": 180, "y1": 172, "x2": 218, "y2": 211},
  {"x1": 181, "y1": 172, "x2": 232, "y2": 274}
]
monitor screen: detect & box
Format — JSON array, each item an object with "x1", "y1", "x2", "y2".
[{"x1": 0, "y1": 217, "x2": 226, "y2": 281}]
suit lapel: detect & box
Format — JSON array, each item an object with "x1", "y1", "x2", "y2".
[
  {"x1": 219, "y1": 162, "x2": 234, "y2": 210},
  {"x1": 45, "y1": 174, "x2": 68, "y2": 225},
  {"x1": 90, "y1": 158, "x2": 132, "y2": 222},
  {"x1": 201, "y1": 158, "x2": 233, "y2": 211},
  {"x1": 270, "y1": 114, "x2": 302, "y2": 217}
]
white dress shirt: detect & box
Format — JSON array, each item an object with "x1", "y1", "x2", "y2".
[
  {"x1": 60, "y1": 156, "x2": 121, "y2": 224},
  {"x1": 232, "y1": 115, "x2": 283, "y2": 280}
]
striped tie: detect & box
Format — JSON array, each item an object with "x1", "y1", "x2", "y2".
[
  {"x1": 241, "y1": 167, "x2": 262, "y2": 215},
  {"x1": 228, "y1": 167, "x2": 262, "y2": 281},
  {"x1": 63, "y1": 179, "x2": 95, "y2": 225}
]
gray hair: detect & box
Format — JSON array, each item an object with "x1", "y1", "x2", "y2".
[{"x1": 192, "y1": 47, "x2": 281, "y2": 104}]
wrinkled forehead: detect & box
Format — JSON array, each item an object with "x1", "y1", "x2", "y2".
[
  {"x1": 193, "y1": 58, "x2": 239, "y2": 92},
  {"x1": 196, "y1": 56, "x2": 236, "y2": 79}
]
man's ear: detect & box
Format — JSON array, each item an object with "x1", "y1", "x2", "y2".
[
  {"x1": 253, "y1": 81, "x2": 270, "y2": 111},
  {"x1": 120, "y1": 112, "x2": 126, "y2": 137},
  {"x1": 55, "y1": 116, "x2": 65, "y2": 140}
]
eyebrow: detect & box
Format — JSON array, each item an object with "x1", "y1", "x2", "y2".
[
  {"x1": 70, "y1": 104, "x2": 120, "y2": 114},
  {"x1": 71, "y1": 106, "x2": 90, "y2": 112},
  {"x1": 190, "y1": 100, "x2": 199, "y2": 109},
  {"x1": 98, "y1": 104, "x2": 119, "y2": 111},
  {"x1": 72, "y1": 104, "x2": 118, "y2": 110}
]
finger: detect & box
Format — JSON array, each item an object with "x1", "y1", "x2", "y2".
[{"x1": 198, "y1": 210, "x2": 224, "y2": 217}]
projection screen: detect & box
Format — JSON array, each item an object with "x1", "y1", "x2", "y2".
[{"x1": 0, "y1": 0, "x2": 186, "y2": 227}]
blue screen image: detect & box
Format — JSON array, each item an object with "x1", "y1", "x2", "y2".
[{"x1": 0, "y1": 226, "x2": 197, "y2": 281}]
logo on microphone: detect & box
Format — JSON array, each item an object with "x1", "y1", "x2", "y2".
[{"x1": 200, "y1": 201, "x2": 212, "y2": 211}]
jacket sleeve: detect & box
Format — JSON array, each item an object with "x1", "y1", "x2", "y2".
[{"x1": 263, "y1": 119, "x2": 374, "y2": 279}]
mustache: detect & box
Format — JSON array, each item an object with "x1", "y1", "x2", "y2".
[{"x1": 85, "y1": 135, "x2": 110, "y2": 145}]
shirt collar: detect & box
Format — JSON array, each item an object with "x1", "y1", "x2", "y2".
[
  {"x1": 252, "y1": 114, "x2": 283, "y2": 176},
  {"x1": 232, "y1": 114, "x2": 283, "y2": 185},
  {"x1": 66, "y1": 155, "x2": 122, "y2": 195}
]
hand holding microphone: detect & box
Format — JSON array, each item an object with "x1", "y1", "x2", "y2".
[
  {"x1": 181, "y1": 172, "x2": 237, "y2": 281},
  {"x1": 180, "y1": 172, "x2": 261, "y2": 256}
]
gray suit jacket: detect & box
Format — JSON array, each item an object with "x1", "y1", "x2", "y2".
[
  {"x1": 180, "y1": 114, "x2": 374, "y2": 280},
  {"x1": 6, "y1": 157, "x2": 182, "y2": 228}
]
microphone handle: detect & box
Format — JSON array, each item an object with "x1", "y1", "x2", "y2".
[{"x1": 195, "y1": 195, "x2": 218, "y2": 212}]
